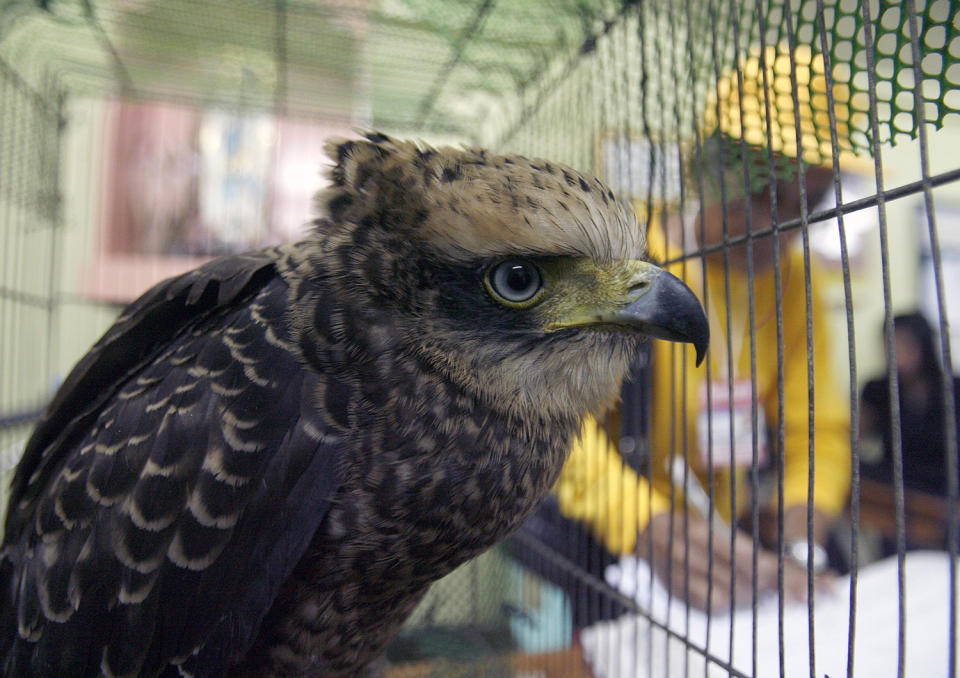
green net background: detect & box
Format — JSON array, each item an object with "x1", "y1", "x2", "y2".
[{"x1": 2, "y1": 0, "x2": 958, "y2": 149}]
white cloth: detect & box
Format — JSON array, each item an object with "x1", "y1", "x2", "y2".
[{"x1": 581, "y1": 551, "x2": 959, "y2": 678}]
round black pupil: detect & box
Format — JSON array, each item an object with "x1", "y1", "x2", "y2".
[{"x1": 505, "y1": 265, "x2": 533, "y2": 292}]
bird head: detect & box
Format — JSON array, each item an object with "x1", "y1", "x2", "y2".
[{"x1": 315, "y1": 132, "x2": 708, "y2": 425}]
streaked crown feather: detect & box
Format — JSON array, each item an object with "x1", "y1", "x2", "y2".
[{"x1": 320, "y1": 131, "x2": 645, "y2": 264}]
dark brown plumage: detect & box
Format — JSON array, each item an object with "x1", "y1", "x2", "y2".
[{"x1": 0, "y1": 132, "x2": 707, "y2": 677}]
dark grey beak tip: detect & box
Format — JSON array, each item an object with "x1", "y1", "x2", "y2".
[
  {"x1": 694, "y1": 337, "x2": 708, "y2": 367},
  {"x1": 620, "y1": 268, "x2": 710, "y2": 365}
]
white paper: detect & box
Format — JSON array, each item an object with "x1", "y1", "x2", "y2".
[{"x1": 582, "y1": 551, "x2": 959, "y2": 678}]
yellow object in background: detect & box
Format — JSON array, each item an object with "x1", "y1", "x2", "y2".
[
  {"x1": 554, "y1": 418, "x2": 670, "y2": 555},
  {"x1": 703, "y1": 44, "x2": 858, "y2": 166}
]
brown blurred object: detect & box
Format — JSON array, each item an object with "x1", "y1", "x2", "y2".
[
  {"x1": 859, "y1": 478, "x2": 951, "y2": 548},
  {"x1": 385, "y1": 647, "x2": 595, "y2": 678}
]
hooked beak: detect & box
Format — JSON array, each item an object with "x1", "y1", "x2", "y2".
[{"x1": 610, "y1": 262, "x2": 709, "y2": 366}]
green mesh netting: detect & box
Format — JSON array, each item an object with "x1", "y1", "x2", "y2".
[
  {"x1": 490, "y1": 0, "x2": 960, "y2": 204},
  {"x1": 711, "y1": 0, "x2": 960, "y2": 188},
  {"x1": 834, "y1": 0, "x2": 960, "y2": 144},
  {"x1": 2, "y1": 1, "x2": 957, "y2": 152},
  {"x1": 662, "y1": 0, "x2": 960, "y2": 192}
]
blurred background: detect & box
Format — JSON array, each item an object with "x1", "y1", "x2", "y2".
[{"x1": 1, "y1": 1, "x2": 959, "y2": 676}]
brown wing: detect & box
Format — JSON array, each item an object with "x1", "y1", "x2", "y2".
[{"x1": 0, "y1": 248, "x2": 344, "y2": 677}]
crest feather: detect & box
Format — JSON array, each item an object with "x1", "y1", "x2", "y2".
[{"x1": 319, "y1": 132, "x2": 646, "y2": 263}]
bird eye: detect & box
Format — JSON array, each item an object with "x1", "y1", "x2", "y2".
[{"x1": 486, "y1": 260, "x2": 543, "y2": 307}]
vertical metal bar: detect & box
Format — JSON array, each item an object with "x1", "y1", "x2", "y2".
[
  {"x1": 752, "y1": 0, "x2": 791, "y2": 673},
  {"x1": 736, "y1": 2, "x2": 763, "y2": 674},
  {"x1": 598, "y1": 24, "x2": 619, "y2": 636},
  {"x1": 595, "y1": 15, "x2": 630, "y2": 644},
  {"x1": 902, "y1": 2, "x2": 958, "y2": 676},
  {"x1": 857, "y1": 2, "x2": 906, "y2": 677},
  {"x1": 42, "y1": 93, "x2": 65, "y2": 414},
  {"x1": 274, "y1": 0, "x2": 288, "y2": 116},
  {"x1": 11, "y1": 84, "x2": 29, "y2": 433},
  {"x1": 660, "y1": 5, "x2": 694, "y2": 671},
  {"x1": 666, "y1": 342, "x2": 679, "y2": 678},
  {"x1": 633, "y1": 5, "x2": 661, "y2": 675},
  {"x1": 577, "y1": 54, "x2": 591, "y2": 173},
  {"x1": 0, "y1": 72, "x2": 15, "y2": 469},
  {"x1": 723, "y1": 0, "x2": 744, "y2": 660},
  {"x1": 581, "y1": 51, "x2": 602, "y2": 655},
  {"x1": 638, "y1": 0, "x2": 657, "y2": 228},
  {"x1": 813, "y1": 3, "x2": 862, "y2": 676},
  {"x1": 658, "y1": 12, "x2": 680, "y2": 660},
  {"x1": 582, "y1": 40, "x2": 611, "y2": 648},
  {"x1": 616, "y1": 9, "x2": 635, "y2": 653},
  {"x1": 683, "y1": 2, "x2": 719, "y2": 673},
  {"x1": 778, "y1": 3, "x2": 822, "y2": 676},
  {"x1": 468, "y1": 557, "x2": 478, "y2": 624},
  {"x1": 646, "y1": 6, "x2": 680, "y2": 674}
]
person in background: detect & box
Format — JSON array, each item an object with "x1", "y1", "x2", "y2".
[
  {"x1": 554, "y1": 44, "x2": 853, "y2": 612},
  {"x1": 861, "y1": 312, "x2": 960, "y2": 497}
]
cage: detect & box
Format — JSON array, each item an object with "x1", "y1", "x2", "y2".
[{"x1": 1, "y1": 0, "x2": 959, "y2": 676}]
